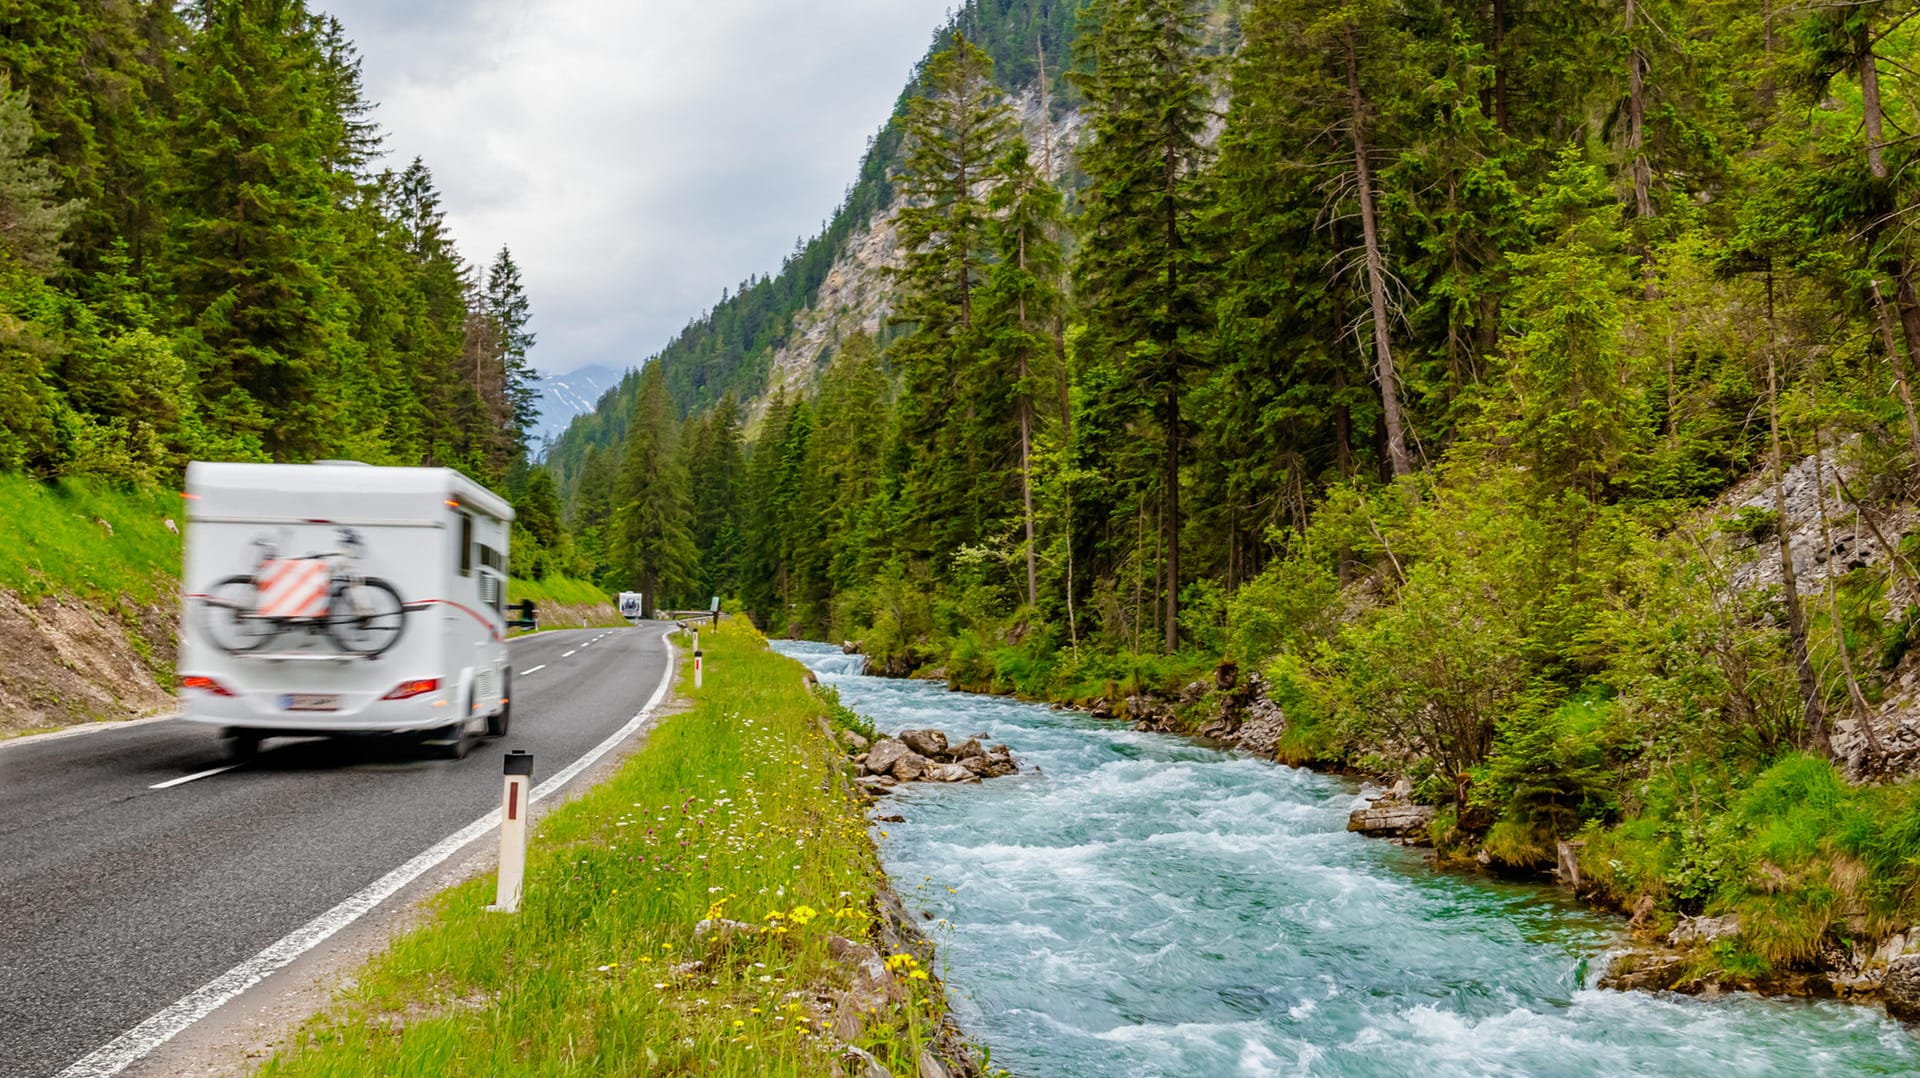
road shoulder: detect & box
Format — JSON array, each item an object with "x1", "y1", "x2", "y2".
[{"x1": 124, "y1": 651, "x2": 690, "y2": 1078}]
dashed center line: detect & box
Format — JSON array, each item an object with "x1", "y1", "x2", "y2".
[
  {"x1": 562, "y1": 650, "x2": 577, "y2": 658},
  {"x1": 149, "y1": 765, "x2": 240, "y2": 791},
  {"x1": 520, "y1": 665, "x2": 547, "y2": 675}
]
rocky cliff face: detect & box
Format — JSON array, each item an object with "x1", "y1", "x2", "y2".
[{"x1": 755, "y1": 86, "x2": 1087, "y2": 421}]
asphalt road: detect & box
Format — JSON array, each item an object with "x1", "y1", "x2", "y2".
[{"x1": 0, "y1": 623, "x2": 673, "y2": 1078}]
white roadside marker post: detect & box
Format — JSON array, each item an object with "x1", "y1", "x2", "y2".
[
  {"x1": 693, "y1": 628, "x2": 703, "y2": 690},
  {"x1": 487, "y1": 750, "x2": 535, "y2": 913}
]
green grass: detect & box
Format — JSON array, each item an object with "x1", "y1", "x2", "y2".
[
  {"x1": 508, "y1": 575, "x2": 611, "y2": 608},
  {"x1": 257, "y1": 622, "x2": 959, "y2": 1077},
  {"x1": 1579, "y1": 752, "x2": 1920, "y2": 972},
  {"x1": 507, "y1": 575, "x2": 624, "y2": 633},
  {"x1": 0, "y1": 472, "x2": 182, "y2": 604}
]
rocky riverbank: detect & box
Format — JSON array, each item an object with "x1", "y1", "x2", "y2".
[{"x1": 836, "y1": 641, "x2": 1920, "y2": 1024}]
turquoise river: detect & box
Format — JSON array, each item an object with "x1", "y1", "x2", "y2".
[{"x1": 774, "y1": 641, "x2": 1920, "y2": 1077}]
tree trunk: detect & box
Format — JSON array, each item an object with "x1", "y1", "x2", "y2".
[
  {"x1": 1626, "y1": 0, "x2": 1655, "y2": 298},
  {"x1": 1018, "y1": 267, "x2": 1038, "y2": 608},
  {"x1": 1813, "y1": 423, "x2": 1884, "y2": 763},
  {"x1": 1489, "y1": 0, "x2": 1510, "y2": 132},
  {"x1": 1870, "y1": 278, "x2": 1920, "y2": 468},
  {"x1": 1770, "y1": 349, "x2": 1831, "y2": 757},
  {"x1": 1625, "y1": 0, "x2": 1652, "y2": 221},
  {"x1": 1344, "y1": 21, "x2": 1410, "y2": 479},
  {"x1": 1863, "y1": 35, "x2": 1888, "y2": 180}
]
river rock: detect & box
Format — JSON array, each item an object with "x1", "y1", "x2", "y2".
[
  {"x1": 865, "y1": 738, "x2": 911, "y2": 776},
  {"x1": 917, "y1": 1049, "x2": 952, "y2": 1078},
  {"x1": 842, "y1": 1045, "x2": 893, "y2": 1078},
  {"x1": 842, "y1": 730, "x2": 871, "y2": 752},
  {"x1": 1347, "y1": 790, "x2": 1436, "y2": 840},
  {"x1": 892, "y1": 751, "x2": 931, "y2": 782},
  {"x1": 1668, "y1": 914, "x2": 1741, "y2": 948},
  {"x1": 1887, "y1": 955, "x2": 1920, "y2": 1020},
  {"x1": 1599, "y1": 948, "x2": 1688, "y2": 992},
  {"x1": 925, "y1": 762, "x2": 979, "y2": 783},
  {"x1": 900, "y1": 729, "x2": 949, "y2": 759},
  {"x1": 952, "y1": 738, "x2": 985, "y2": 761},
  {"x1": 855, "y1": 776, "x2": 897, "y2": 795}
]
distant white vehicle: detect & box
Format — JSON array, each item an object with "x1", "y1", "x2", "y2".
[
  {"x1": 178, "y1": 461, "x2": 516, "y2": 760},
  {"x1": 617, "y1": 591, "x2": 647, "y2": 621}
]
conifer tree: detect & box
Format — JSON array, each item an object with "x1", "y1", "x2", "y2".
[
  {"x1": 1072, "y1": 0, "x2": 1214, "y2": 652},
  {"x1": 485, "y1": 246, "x2": 539, "y2": 454},
  {"x1": 891, "y1": 32, "x2": 1015, "y2": 563},
  {"x1": 982, "y1": 142, "x2": 1066, "y2": 609},
  {"x1": 614, "y1": 363, "x2": 697, "y2": 606}
]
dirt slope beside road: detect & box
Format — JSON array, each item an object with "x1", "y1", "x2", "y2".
[{"x1": 0, "y1": 588, "x2": 175, "y2": 737}]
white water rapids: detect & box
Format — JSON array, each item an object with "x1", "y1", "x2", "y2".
[{"x1": 776, "y1": 641, "x2": 1920, "y2": 1077}]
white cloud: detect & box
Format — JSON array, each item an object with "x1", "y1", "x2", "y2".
[{"x1": 318, "y1": 0, "x2": 953, "y2": 373}]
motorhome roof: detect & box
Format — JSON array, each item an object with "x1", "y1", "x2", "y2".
[{"x1": 186, "y1": 462, "x2": 515, "y2": 522}]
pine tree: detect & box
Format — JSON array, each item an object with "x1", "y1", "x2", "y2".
[
  {"x1": 982, "y1": 141, "x2": 1066, "y2": 609},
  {"x1": 890, "y1": 31, "x2": 1016, "y2": 565},
  {"x1": 614, "y1": 363, "x2": 697, "y2": 606},
  {"x1": 0, "y1": 77, "x2": 76, "y2": 274},
  {"x1": 1072, "y1": 0, "x2": 1214, "y2": 652},
  {"x1": 485, "y1": 246, "x2": 539, "y2": 455}
]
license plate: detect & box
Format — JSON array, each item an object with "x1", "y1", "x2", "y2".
[{"x1": 281, "y1": 693, "x2": 341, "y2": 712}]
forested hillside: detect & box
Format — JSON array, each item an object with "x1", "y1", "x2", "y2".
[
  {"x1": 541, "y1": 0, "x2": 1083, "y2": 484},
  {"x1": 0, "y1": 0, "x2": 586, "y2": 577},
  {"x1": 574, "y1": 0, "x2": 1920, "y2": 982}
]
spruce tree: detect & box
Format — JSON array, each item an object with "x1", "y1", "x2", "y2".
[
  {"x1": 1072, "y1": 0, "x2": 1213, "y2": 652},
  {"x1": 485, "y1": 246, "x2": 539, "y2": 455},
  {"x1": 614, "y1": 363, "x2": 697, "y2": 606},
  {"x1": 891, "y1": 31, "x2": 1015, "y2": 565}
]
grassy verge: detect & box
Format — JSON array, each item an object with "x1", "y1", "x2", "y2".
[
  {"x1": 508, "y1": 575, "x2": 624, "y2": 634},
  {"x1": 0, "y1": 472, "x2": 182, "y2": 604},
  {"x1": 258, "y1": 621, "x2": 967, "y2": 1077}
]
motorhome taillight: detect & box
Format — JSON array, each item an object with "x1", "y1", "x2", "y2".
[
  {"x1": 181, "y1": 675, "x2": 235, "y2": 697},
  {"x1": 382, "y1": 678, "x2": 441, "y2": 701}
]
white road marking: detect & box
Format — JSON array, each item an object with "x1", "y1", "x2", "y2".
[
  {"x1": 519, "y1": 665, "x2": 547, "y2": 675},
  {"x1": 148, "y1": 765, "x2": 240, "y2": 790},
  {"x1": 57, "y1": 631, "x2": 680, "y2": 1078},
  {"x1": 562, "y1": 650, "x2": 577, "y2": 658}
]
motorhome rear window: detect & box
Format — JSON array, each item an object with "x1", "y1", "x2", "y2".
[{"x1": 458, "y1": 512, "x2": 474, "y2": 576}]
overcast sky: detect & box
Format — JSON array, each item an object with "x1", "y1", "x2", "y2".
[{"x1": 317, "y1": 0, "x2": 955, "y2": 376}]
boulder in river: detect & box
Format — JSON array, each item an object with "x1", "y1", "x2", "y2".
[
  {"x1": 900, "y1": 729, "x2": 949, "y2": 758},
  {"x1": 925, "y1": 762, "x2": 979, "y2": 784},
  {"x1": 1347, "y1": 784, "x2": 1436, "y2": 841},
  {"x1": 866, "y1": 738, "x2": 912, "y2": 776},
  {"x1": 892, "y1": 750, "x2": 931, "y2": 782}
]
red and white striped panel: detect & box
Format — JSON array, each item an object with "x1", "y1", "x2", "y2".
[{"x1": 256, "y1": 559, "x2": 331, "y2": 619}]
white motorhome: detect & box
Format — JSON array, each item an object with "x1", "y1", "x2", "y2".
[
  {"x1": 617, "y1": 591, "x2": 647, "y2": 622},
  {"x1": 179, "y1": 462, "x2": 516, "y2": 760}
]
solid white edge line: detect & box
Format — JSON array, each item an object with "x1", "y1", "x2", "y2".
[
  {"x1": 520, "y1": 665, "x2": 547, "y2": 675},
  {"x1": 147, "y1": 765, "x2": 240, "y2": 791},
  {"x1": 56, "y1": 629, "x2": 679, "y2": 1078}
]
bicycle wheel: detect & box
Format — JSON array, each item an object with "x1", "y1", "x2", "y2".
[
  {"x1": 325, "y1": 577, "x2": 406, "y2": 658},
  {"x1": 197, "y1": 575, "x2": 279, "y2": 654}
]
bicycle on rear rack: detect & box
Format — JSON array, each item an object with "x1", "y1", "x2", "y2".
[{"x1": 192, "y1": 528, "x2": 408, "y2": 658}]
